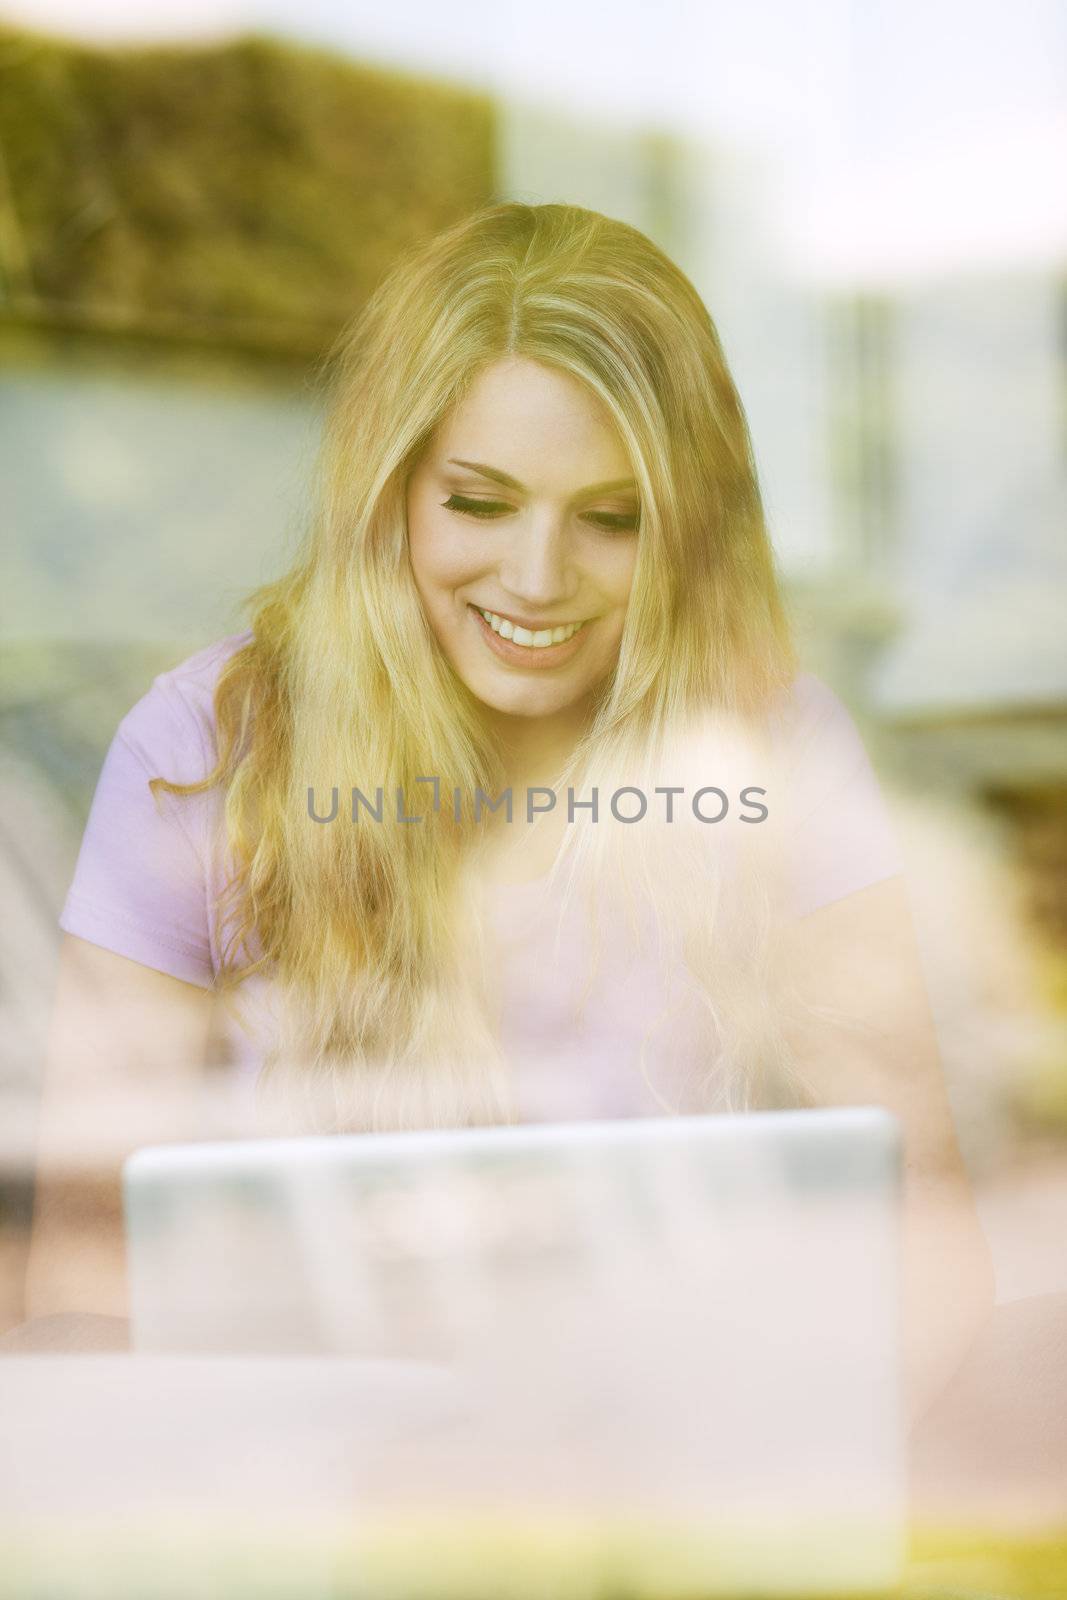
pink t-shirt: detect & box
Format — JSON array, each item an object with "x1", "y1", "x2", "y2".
[{"x1": 59, "y1": 631, "x2": 903, "y2": 1118}]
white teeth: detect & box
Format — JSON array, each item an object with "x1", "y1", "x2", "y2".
[{"x1": 477, "y1": 608, "x2": 585, "y2": 648}]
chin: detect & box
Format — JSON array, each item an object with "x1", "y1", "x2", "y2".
[
  {"x1": 468, "y1": 677, "x2": 575, "y2": 720},
  {"x1": 484, "y1": 691, "x2": 572, "y2": 719}
]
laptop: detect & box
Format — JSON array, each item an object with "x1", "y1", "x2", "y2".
[{"x1": 124, "y1": 1107, "x2": 905, "y2": 1595}]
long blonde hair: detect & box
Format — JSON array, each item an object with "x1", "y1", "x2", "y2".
[{"x1": 153, "y1": 202, "x2": 800, "y2": 1130}]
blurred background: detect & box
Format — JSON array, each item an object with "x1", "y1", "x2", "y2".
[{"x1": 1, "y1": 0, "x2": 1064, "y2": 1330}]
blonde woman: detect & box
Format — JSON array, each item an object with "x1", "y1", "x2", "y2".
[{"x1": 20, "y1": 203, "x2": 991, "y2": 1415}]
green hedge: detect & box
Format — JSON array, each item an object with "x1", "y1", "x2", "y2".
[{"x1": 0, "y1": 26, "x2": 496, "y2": 354}]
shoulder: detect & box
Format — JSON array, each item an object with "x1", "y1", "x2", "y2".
[
  {"x1": 760, "y1": 674, "x2": 902, "y2": 914},
  {"x1": 763, "y1": 671, "x2": 872, "y2": 776},
  {"x1": 116, "y1": 629, "x2": 254, "y2": 782},
  {"x1": 765, "y1": 670, "x2": 856, "y2": 736},
  {"x1": 58, "y1": 636, "x2": 255, "y2": 985}
]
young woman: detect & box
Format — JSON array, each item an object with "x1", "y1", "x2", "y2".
[{"x1": 22, "y1": 203, "x2": 991, "y2": 1410}]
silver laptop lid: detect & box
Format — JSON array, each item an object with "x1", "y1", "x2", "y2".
[{"x1": 125, "y1": 1107, "x2": 904, "y2": 1593}]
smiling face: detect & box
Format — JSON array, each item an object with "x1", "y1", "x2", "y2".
[{"x1": 406, "y1": 357, "x2": 640, "y2": 746}]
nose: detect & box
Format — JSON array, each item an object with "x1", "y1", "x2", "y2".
[{"x1": 497, "y1": 509, "x2": 579, "y2": 610}]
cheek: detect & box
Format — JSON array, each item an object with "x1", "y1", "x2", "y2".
[
  {"x1": 601, "y1": 543, "x2": 639, "y2": 611},
  {"x1": 409, "y1": 505, "x2": 483, "y2": 599},
  {"x1": 408, "y1": 517, "x2": 452, "y2": 613}
]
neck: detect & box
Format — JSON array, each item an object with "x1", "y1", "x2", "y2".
[{"x1": 480, "y1": 702, "x2": 592, "y2": 793}]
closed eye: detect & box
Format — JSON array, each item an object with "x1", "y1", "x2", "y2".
[
  {"x1": 442, "y1": 494, "x2": 511, "y2": 518},
  {"x1": 444, "y1": 494, "x2": 639, "y2": 533},
  {"x1": 581, "y1": 510, "x2": 640, "y2": 533}
]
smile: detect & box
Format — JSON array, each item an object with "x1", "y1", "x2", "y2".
[
  {"x1": 474, "y1": 606, "x2": 587, "y2": 648},
  {"x1": 467, "y1": 604, "x2": 591, "y2": 667}
]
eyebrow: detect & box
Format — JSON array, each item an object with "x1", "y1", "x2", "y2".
[{"x1": 447, "y1": 459, "x2": 637, "y2": 499}]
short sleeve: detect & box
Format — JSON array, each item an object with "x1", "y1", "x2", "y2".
[
  {"x1": 773, "y1": 675, "x2": 903, "y2": 920},
  {"x1": 58, "y1": 681, "x2": 216, "y2": 987}
]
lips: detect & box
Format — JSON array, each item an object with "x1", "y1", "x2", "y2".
[
  {"x1": 468, "y1": 603, "x2": 589, "y2": 667},
  {"x1": 479, "y1": 601, "x2": 588, "y2": 633}
]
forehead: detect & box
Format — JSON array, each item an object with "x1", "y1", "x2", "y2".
[{"x1": 431, "y1": 357, "x2": 633, "y2": 486}]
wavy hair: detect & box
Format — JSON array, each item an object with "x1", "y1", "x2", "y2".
[{"x1": 152, "y1": 202, "x2": 801, "y2": 1130}]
